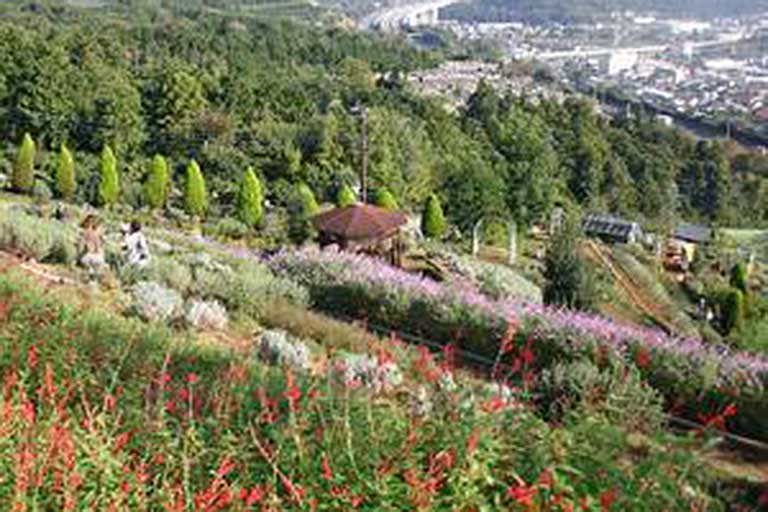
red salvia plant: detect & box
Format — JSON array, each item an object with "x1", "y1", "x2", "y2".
[
  {"x1": 697, "y1": 403, "x2": 738, "y2": 433},
  {"x1": 599, "y1": 488, "x2": 618, "y2": 511}
]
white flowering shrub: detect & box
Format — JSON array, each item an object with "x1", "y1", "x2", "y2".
[
  {"x1": 408, "y1": 386, "x2": 433, "y2": 417},
  {"x1": 482, "y1": 382, "x2": 515, "y2": 401},
  {"x1": 186, "y1": 300, "x2": 228, "y2": 330},
  {"x1": 334, "y1": 354, "x2": 403, "y2": 393},
  {"x1": 257, "y1": 329, "x2": 311, "y2": 373},
  {"x1": 131, "y1": 281, "x2": 183, "y2": 323}
]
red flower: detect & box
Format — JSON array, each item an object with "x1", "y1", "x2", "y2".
[
  {"x1": 482, "y1": 395, "x2": 507, "y2": 413},
  {"x1": 321, "y1": 452, "x2": 334, "y2": 481},
  {"x1": 284, "y1": 385, "x2": 302, "y2": 407},
  {"x1": 104, "y1": 394, "x2": 117, "y2": 412},
  {"x1": 159, "y1": 372, "x2": 172, "y2": 388},
  {"x1": 136, "y1": 463, "x2": 150, "y2": 485},
  {"x1": 466, "y1": 430, "x2": 480, "y2": 456},
  {"x1": 507, "y1": 484, "x2": 536, "y2": 507},
  {"x1": 27, "y1": 345, "x2": 38, "y2": 369},
  {"x1": 522, "y1": 348, "x2": 534, "y2": 365},
  {"x1": 240, "y1": 486, "x2": 263, "y2": 506},
  {"x1": 281, "y1": 477, "x2": 304, "y2": 505},
  {"x1": 21, "y1": 400, "x2": 35, "y2": 425},
  {"x1": 552, "y1": 493, "x2": 575, "y2": 512},
  {"x1": 114, "y1": 431, "x2": 131, "y2": 453},
  {"x1": 635, "y1": 348, "x2": 651, "y2": 368},
  {"x1": 185, "y1": 373, "x2": 199, "y2": 385},
  {"x1": 165, "y1": 400, "x2": 176, "y2": 414},
  {"x1": 428, "y1": 449, "x2": 456, "y2": 476},
  {"x1": 69, "y1": 472, "x2": 83, "y2": 489},
  {"x1": 216, "y1": 457, "x2": 235, "y2": 477},
  {"x1": 350, "y1": 495, "x2": 364, "y2": 508},
  {"x1": 537, "y1": 468, "x2": 554, "y2": 490},
  {"x1": 599, "y1": 488, "x2": 618, "y2": 511}
]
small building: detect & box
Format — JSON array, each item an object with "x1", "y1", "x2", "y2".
[
  {"x1": 312, "y1": 204, "x2": 408, "y2": 266},
  {"x1": 671, "y1": 223, "x2": 714, "y2": 264},
  {"x1": 583, "y1": 214, "x2": 643, "y2": 244},
  {"x1": 674, "y1": 223, "x2": 713, "y2": 244}
]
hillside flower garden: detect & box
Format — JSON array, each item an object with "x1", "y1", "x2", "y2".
[
  {"x1": 0, "y1": 269, "x2": 763, "y2": 511},
  {"x1": 0, "y1": 202, "x2": 764, "y2": 509},
  {"x1": 269, "y1": 247, "x2": 768, "y2": 441}
]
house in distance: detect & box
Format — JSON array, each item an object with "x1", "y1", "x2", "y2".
[{"x1": 666, "y1": 223, "x2": 714, "y2": 270}]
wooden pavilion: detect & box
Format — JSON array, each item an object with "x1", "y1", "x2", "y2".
[{"x1": 312, "y1": 204, "x2": 408, "y2": 266}]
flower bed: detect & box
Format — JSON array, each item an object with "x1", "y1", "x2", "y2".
[
  {"x1": 269, "y1": 248, "x2": 768, "y2": 440},
  {"x1": 0, "y1": 270, "x2": 747, "y2": 510}
]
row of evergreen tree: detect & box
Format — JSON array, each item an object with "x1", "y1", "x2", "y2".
[
  {"x1": 11, "y1": 132, "x2": 262, "y2": 226},
  {"x1": 10, "y1": 131, "x2": 449, "y2": 239}
]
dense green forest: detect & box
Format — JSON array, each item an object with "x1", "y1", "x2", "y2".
[
  {"x1": 1, "y1": 0, "x2": 767, "y2": 233},
  {"x1": 440, "y1": 0, "x2": 768, "y2": 23}
]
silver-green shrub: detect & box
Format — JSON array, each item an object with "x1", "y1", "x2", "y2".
[
  {"x1": 185, "y1": 299, "x2": 228, "y2": 330},
  {"x1": 131, "y1": 281, "x2": 184, "y2": 323},
  {"x1": 257, "y1": 329, "x2": 311, "y2": 373},
  {"x1": 334, "y1": 354, "x2": 403, "y2": 393},
  {"x1": 191, "y1": 257, "x2": 309, "y2": 316},
  {"x1": 0, "y1": 208, "x2": 76, "y2": 264}
]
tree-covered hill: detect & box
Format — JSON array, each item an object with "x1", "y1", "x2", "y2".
[{"x1": 0, "y1": 0, "x2": 767, "y2": 231}]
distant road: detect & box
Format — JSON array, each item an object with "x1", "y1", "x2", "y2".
[
  {"x1": 538, "y1": 30, "x2": 753, "y2": 60},
  {"x1": 360, "y1": 0, "x2": 455, "y2": 31}
]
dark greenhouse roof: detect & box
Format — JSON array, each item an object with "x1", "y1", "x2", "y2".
[
  {"x1": 674, "y1": 223, "x2": 713, "y2": 244},
  {"x1": 583, "y1": 214, "x2": 640, "y2": 240}
]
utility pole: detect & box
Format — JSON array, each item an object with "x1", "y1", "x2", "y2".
[
  {"x1": 360, "y1": 106, "x2": 369, "y2": 204},
  {"x1": 350, "y1": 103, "x2": 369, "y2": 203}
]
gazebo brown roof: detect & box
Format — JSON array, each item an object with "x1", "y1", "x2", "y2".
[{"x1": 312, "y1": 204, "x2": 407, "y2": 242}]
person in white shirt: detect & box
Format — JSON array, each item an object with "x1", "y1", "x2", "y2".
[{"x1": 123, "y1": 221, "x2": 150, "y2": 267}]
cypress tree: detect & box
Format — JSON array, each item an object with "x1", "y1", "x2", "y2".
[
  {"x1": 98, "y1": 145, "x2": 119, "y2": 207},
  {"x1": 720, "y1": 287, "x2": 745, "y2": 335},
  {"x1": 56, "y1": 144, "x2": 76, "y2": 202},
  {"x1": 729, "y1": 262, "x2": 748, "y2": 295},
  {"x1": 421, "y1": 194, "x2": 446, "y2": 239},
  {"x1": 288, "y1": 183, "x2": 319, "y2": 244},
  {"x1": 12, "y1": 133, "x2": 35, "y2": 193},
  {"x1": 543, "y1": 216, "x2": 597, "y2": 311},
  {"x1": 336, "y1": 184, "x2": 357, "y2": 207},
  {"x1": 374, "y1": 188, "x2": 398, "y2": 210},
  {"x1": 144, "y1": 155, "x2": 169, "y2": 210},
  {"x1": 238, "y1": 167, "x2": 264, "y2": 228},
  {"x1": 184, "y1": 159, "x2": 207, "y2": 217}
]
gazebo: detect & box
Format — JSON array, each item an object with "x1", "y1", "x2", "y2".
[{"x1": 312, "y1": 204, "x2": 408, "y2": 266}]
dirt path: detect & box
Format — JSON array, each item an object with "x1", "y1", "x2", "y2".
[{"x1": 583, "y1": 240, "x2": 680, "y2": 336}]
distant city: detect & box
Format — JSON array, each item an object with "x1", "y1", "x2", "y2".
[{"x1": 363, "y1": 1, "x2": 768, "y2": 147}]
